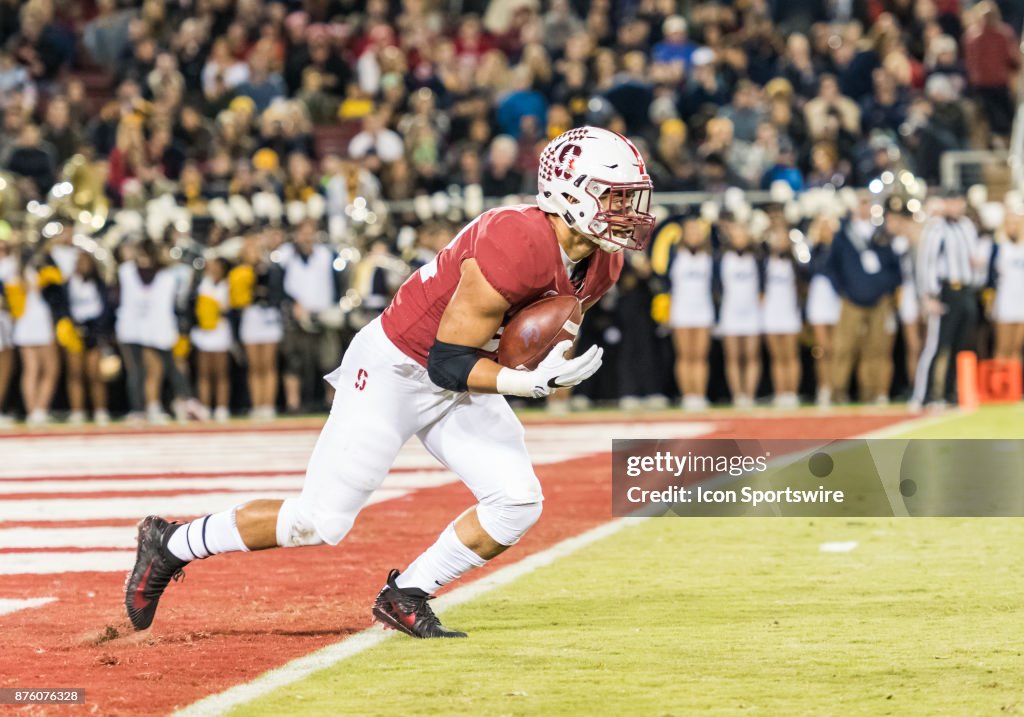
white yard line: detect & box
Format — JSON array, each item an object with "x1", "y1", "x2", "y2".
[{"x1": 173, "y1": 517, "x2": 641, "y2": 717}]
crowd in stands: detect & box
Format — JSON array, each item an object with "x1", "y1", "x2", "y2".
[{"x1": 0, "y1": 0, "x2": 1022, "y2": 424}]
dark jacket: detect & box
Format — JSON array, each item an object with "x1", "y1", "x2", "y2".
[{"x1": 826, "y1": 219, "x2": 902, "y2": 307}]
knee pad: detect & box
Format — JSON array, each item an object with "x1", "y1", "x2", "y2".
[
  {"x1": 475, "y1": 500, "x2": 543, "y2": 547},
  {"x1": 275, "y1": 497, "x2": 326, "y2": 548}
]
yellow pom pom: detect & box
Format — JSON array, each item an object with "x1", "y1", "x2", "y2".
[
  {"x1": 37, "y1": 265, "x2": 64, "y2": 289},
  {"x1": 982, "y1": 288, "x2": 995, "y2": 308},
  {"x1": 4, "y1": 281, "x2": 27, "y2": 319},
  {"x1": 195, "y1": 294, "x2": 222, "y2": 331},
  {"x1": 56, "y1": 317, "x2": 84, "y2": 354},
  {"x1": 228, "y1": 266, "x2": 255, "y2": 309},
  {"x1": 651, "y1": 293, "x2": 671, "y2": 324},
  {"x1": 173, "y1": 335, "x2": 191, "y2": 358}
]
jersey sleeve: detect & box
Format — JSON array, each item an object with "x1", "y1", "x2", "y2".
[{"x1": 472, "y1": 210, "x2": 554, "y2": 305}]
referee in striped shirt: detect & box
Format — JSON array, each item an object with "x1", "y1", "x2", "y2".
[{"x1": 911, "y1": 190, "x2": 986, "y2": 408}]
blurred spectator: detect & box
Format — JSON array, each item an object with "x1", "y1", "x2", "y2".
[
  {"x1": 0, "y1": 49, "x2": 36, "y2": 113},
  {"x1": 716, "y1": 215, "x2": 762, "y2": 409},
  {"x1": 805, "y1": 74, "x2": 861, "y2": 141},
  {"x1": 963, "y1": 1, "x2": 1020, "y2": 141},
  {"x1": 281, "y1": 219, "x2": 337, "y2": 413},
  {"x1": 234, "y1": 51, "x2": 286, "y2": 113},
  {"x1": 235, "y1": 234, "x2": 284, "y2": 420},
  {"x1": 191, "y1": 258, "x2": 233, "y2": 422},
  {"x1": 901, "y1": 96, "x2": 961, "y2": 186},
  {"x1": 496, "y1": 65, "x2": 548, "y2": 138},
  {"x1": 297, "y1": 68, "x2": 337, "y2": 124},
  {"x1": 676, "y1": 48, "x2": 728, "y2": 121},
  {"x1": 719, "y1": 80, "x2": 765, "y2": 143},
  {"x1": 202, "y1": 38, "x2": 250, "y2": 98},
  {"x1": 348, "y1": 111, "x2": 404, "y2": 162},
  {"x1": 481, "y1": 135, "x2": 523, "y2": 197},
  {"x1": 6, "y1": 123, "x2": 55, "y2": 198},
  {"x1": 860, "y1": 69, "x2": 908, "y2": 134},
  {"x1": 827, "y1": 197, "x2": 902, "y2": 404},
  {"x1": 806, "y1": 215, "x2": 842, "y2": 406},
  {"x1": 651, "y1": 15, "x2": 698, "y2": 77},
  {"x1": 64, "y1": 251, "x2": 112, "y2": 426},
  {"x1": 604, "y1": 51, "x2": 653, "y2": 135},
  {"x1": 778, "y1": 34, "x2": 820, "y2": 100},
  {"x1": 8, "y1": 1, "x2": 72, "y2": 83},
  {"x1": 41, "y1": 97, "x2": 82, "y2": 164}
]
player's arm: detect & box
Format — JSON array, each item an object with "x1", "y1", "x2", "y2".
[
  {"x1": 428, "y1": 259, "x2": 603, "y2": 397},
  {"x1": 431, "y1": 258, "x2": 509, "y2": 393}
]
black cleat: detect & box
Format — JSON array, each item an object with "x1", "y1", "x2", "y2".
[
  {"x1": 124, "y1": 516, "x2": 188, "y2": 630},
  {"x1": 371, "y1": 569, "x2": 467, "y2": 638}
]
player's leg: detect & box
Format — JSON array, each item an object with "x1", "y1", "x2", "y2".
[
  {"x1": 371, "y1": 394, "x2": 541, "y2": 639},
  {"x1": 126, "y1": 320, "x2": 425, "y2": 630}
]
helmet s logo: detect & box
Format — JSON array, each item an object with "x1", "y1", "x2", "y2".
[{"x1": 553, "y1": 143, "x2": 582, "y2": 180}]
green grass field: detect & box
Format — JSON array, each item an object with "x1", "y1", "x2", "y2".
[{"x1": 229, "y1": 406, "x2": 1024, "y2": 717}]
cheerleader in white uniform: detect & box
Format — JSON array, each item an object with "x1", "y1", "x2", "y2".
[
  {"x1": 191, "y1": 258, "x2": 233, "y2": 422},
  {"x1": 7, "y1": 245, "x2": 61, "y2": 425},
  {"x1": 716, "y1": 214, "x2": 762, "y2": 408},
  {"x1": 992, "y1": 208, "x2": 1024, "y2": 362},
  {"x1": 116, "y1": 239, "x2": 193, "y2": 423},
  {"x1": 65, "y1": 251, "x2": 112, "y2": 425},
  {"x1": 0, "y1": 241, "x2": 16, "y2": 426},
  {"x1": 652, "y1": 216, "x2": 714, "y2": 410},
  {"x1": 805, "y1": 216, "x2": 842, "y2": 406},
  {"x1": 761, "y1": 214, "x2": 803, "y2": 408},
  {"x1": 892, "y1": 220, "x2": 923, "y2": 387},
  {"x1": 232, "y1": 235, "x2": 285, "y2": 420}
]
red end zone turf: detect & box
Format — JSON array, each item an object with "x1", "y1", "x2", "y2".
[{"x1": 0, "y1": 414, "x2": 906, "y2": 715}]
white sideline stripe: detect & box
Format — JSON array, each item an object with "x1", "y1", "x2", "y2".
[
  {"x1": 0, "y1": 597, "x2": 57, "y2": 615},
  {"x1": 0, "y1": 488, "x2": 406, "y2": 523},
  {"x1": 174, "y1": 517, "x2": 643, "y2": 717},
  {"x1": 0, "y1": 552, "x2": 134, "y2": 575},
  {"x1": 857, "y1": 410, "x2": 962, "y2": 438},
  {"x1": 0, "y1": 470, "x2": 458, "y2": 496}
]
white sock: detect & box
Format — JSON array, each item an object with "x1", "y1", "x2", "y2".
[
  {"x1": 166, "y1": 508, "x2": 250, "y2": 561},
  {"x1": 395, "y1": 523, "x2": 487, "y2": 594}
]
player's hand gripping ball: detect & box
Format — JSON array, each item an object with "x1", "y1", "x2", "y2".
[{"x1": 497, "y1": 295, "x2": 583, "y2": 370}]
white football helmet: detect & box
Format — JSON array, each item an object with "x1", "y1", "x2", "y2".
[{"x1": 536, "y1": 126, "x2": 655, "y2": 252}]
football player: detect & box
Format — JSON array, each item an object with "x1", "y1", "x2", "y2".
[{"x1": 125, "y1": 127, "x2": 655, "y2": 638}]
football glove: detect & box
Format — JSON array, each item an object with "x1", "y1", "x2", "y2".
[{"x1": 496, "y1": 340, "x2": 603, "y2": 398}]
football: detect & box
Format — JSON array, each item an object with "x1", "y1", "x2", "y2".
[{"x1": 497, "y1": 296, "x2": 583, "y2": 370}]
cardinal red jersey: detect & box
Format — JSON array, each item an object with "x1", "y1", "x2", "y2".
[{"x1": 381, "y1": 205, "x2": 624, "y2": 366}]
